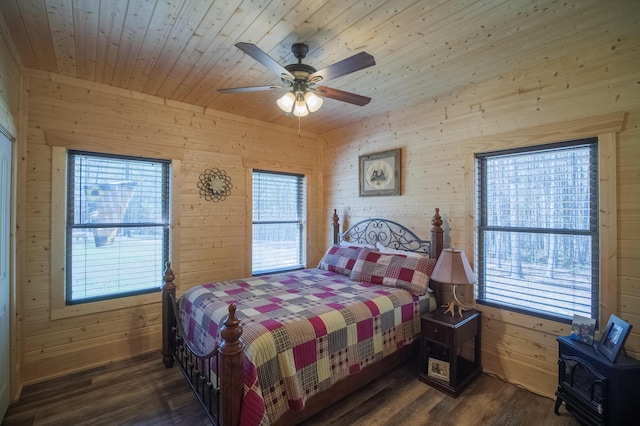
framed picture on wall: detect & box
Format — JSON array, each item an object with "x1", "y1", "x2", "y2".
[
  {"x1": 359, "y1": 148, "x2": 401, "y2": 196},
  {"x1": 597, "y1": 314, "x2": 632, "y2": 363}
]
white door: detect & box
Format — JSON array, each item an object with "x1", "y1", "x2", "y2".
[{"x1": 0, "y1": 131, "x2": 11, "y2": 420}]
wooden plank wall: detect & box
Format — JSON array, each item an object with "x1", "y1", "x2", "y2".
[
  {"x1": 322, "y1": 23, "x2": 640, "y2": 399},
  {"x1": 20, "y1": 70, "x2": 324, "y2": 384}
]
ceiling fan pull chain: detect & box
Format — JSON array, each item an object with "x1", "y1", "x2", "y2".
[{"x1": 298, "y1": 115, "x2": 301, "y2": 138}]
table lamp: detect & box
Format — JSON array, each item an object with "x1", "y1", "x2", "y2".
[{"x1": 430, "y1": 248, "x2": 477, "y2": 317}]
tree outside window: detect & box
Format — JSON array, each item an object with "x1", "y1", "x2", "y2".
[{"x1": 475, "y1": 139, "x2": 599, "y2": 322}]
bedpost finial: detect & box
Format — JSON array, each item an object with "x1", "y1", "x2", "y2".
[
  {"x1": 432, "y1": 208, "x2": 443, "y2": 228},
  {"x1": 431, "y1": 208, "x2": 444, "y2": 260},
  {"x1": 333, "y1": 209, "x2": 340, "y2": 245},
  {"x1": 163, "y1": 262, "x2": 175, "y2": 288},
  {"x1": 220, "y1": 303, "x2": 243, "y2": 352}
]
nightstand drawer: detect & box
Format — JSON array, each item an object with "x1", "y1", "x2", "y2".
[{"x1": 423, "y1": 321, "x2": 451, "y2": 345}]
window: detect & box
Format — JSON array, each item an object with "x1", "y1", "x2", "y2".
[
  {"x1": 252, "y1": 170, "x2": 305, "y2": 274},
  {"x1": 66, "y1": 151, "x2": 170, "y2": 304},
  {"x1": 475, "y1": 139, "x2": 598, "y2": 322}
]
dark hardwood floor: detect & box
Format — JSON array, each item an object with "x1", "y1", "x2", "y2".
[{"x1": 2, "y1": 352, "x2": 580, "y2": 426}]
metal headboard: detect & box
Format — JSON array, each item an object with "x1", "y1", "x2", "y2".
[{"x1": 339, "y1": 218, "x2": 432, "y2": 256}]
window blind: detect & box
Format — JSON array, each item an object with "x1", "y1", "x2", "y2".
[
  {"x1": 66, "y1": 151, "x2": 170, "y2": 304},
  {"x1": 476, "y1": 139, "x2": 599, "y2": 322},
  {"x1": 252, "y1": 170, "x2": 305, "y2": 275}
]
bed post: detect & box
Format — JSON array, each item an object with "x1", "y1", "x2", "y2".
[
  {"x1": 162, "y1": 262, "x2": 176, "y2": 368},
  {"x1": 332, "y1": 209, "x2": 340, "y2": 244},
  {"x1": 430, "y1": 209, "x2": 445, "y2": 306},
  {"x1": 431, "y1": 208, "x2": 444, "y2": 259},
  {"x1": 219, "y1": 304, "x2": 244, "y2": 426}
]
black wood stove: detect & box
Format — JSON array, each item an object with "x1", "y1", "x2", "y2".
[{"x1": 555, "y1": 336, "x2": 640, "y2": 425}]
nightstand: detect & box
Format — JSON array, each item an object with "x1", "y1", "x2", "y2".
[{"x1": 418, "y1": 307, "x2": 482, "y2": 397}]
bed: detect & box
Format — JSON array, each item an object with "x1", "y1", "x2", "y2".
[{"x1": 161, "y1": 208, "x2": 445, "y2": 425}]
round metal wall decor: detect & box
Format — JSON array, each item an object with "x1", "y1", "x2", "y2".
[{"x1": 198, "y1": 168, "x2": 233, "y2": 202}]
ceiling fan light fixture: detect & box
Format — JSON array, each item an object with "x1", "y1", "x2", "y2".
[
  {"x1": 304, "y1": 91, "x2": 323, "y2": 112},
  {"x1": 293, "y1": 94, "x2": 310, "y2": 117},
  {"x1": 277, "y1": 92, "x2": 296, "y2": 112}
]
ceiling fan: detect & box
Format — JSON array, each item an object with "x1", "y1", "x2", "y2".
[{"x1": 218, "y1": 42, "x2": 376, "y2": 117}]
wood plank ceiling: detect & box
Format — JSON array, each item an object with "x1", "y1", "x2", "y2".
[{"x1": 0, "y1": 0, "x2": 635, "y2": 135}]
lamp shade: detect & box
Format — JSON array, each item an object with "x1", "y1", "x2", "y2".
[
  {"x1": 304, "y1": 91, "x2": 323, "y2": 112},
  {"x1": 277, "y1": 90, "x2": 324, "y2": 116},
  {"x1": 430, "y1": 248, "x2": 476, "y2": 286},
  {"x1": 293, "y1": 97, "x2": 310, "y2": 117},
  {"x1": 276, "y1": 92, "x2": 296, "y2": 112}
]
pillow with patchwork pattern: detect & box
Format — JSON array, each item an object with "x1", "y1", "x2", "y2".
[
  {"x1": 317, "y1": 244, "x2": 365, "y2": 276},
  {"x1": 350, "y1": 248, "x2": 437, "y2": 295}
]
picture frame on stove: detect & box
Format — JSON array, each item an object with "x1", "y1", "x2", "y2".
[{"x1": 597, "y1": 314, "x2": 632, "y2": 363}]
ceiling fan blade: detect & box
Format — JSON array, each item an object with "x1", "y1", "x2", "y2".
[
  {"x1": 218, "y1": 85, "x2": 284, "y2": 93},
  {"x1": 308, "y1": 52, "x2": 375, "y2": 83},
  {"x1": 235, "y1": 42, "x2": 294, "y2": 80},
  {"x1": 314, "y1": 86, "x2": 371, "y2": 106}
]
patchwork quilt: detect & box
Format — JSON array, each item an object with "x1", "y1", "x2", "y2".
[{"x1": 179, "y1": 268, "x2": 433, "y2": 426}]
